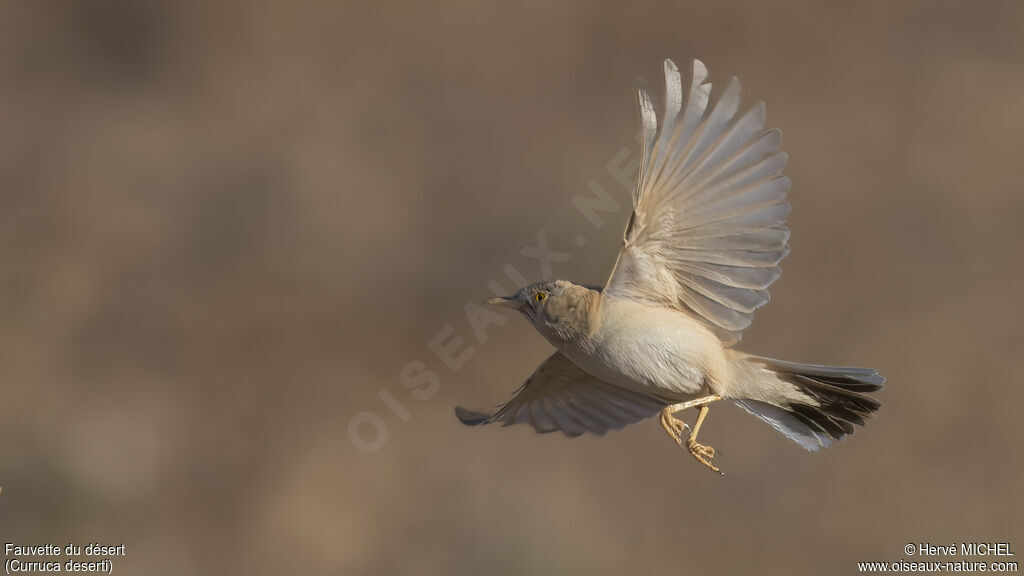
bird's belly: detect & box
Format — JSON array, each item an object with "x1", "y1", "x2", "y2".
[{"x1": 562, "y1": 300, "x2": 723, "y2": 399}]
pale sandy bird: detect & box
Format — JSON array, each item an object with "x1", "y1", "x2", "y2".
[{"x1": 456, "y1": 59, "x2": 883, "y2": 473}]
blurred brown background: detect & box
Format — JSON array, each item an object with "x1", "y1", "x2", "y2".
[{"x1": 1, "y1": 1, "x2": 1022, "y2": 574}]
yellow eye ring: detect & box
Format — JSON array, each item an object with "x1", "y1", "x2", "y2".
[{"x1": 535, "y1": 292, "x2": 547, "y2": 302}]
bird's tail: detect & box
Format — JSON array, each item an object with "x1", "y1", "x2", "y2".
[{"x1": 730, "y1": 355, "x2": 884, "y2": 451}]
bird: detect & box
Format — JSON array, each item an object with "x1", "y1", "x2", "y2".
[{"x1": 455, "y1": 59, "x2": 883, "y2": 473}]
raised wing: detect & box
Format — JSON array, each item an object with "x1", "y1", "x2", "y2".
[
  {"x1": 605, "y1": 59, "x2": 791, "y2": 345},
  {"x1": 455, "y1": 352, "x2": 667, "y2": 437}
]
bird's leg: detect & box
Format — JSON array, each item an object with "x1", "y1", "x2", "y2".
[
  {"x1": 660, "y1": 395, "x2": 720, "y2": 446},
  {"x1": 661, "y1": 395, "x2": 722, "y2": 473},
  {"x1": 687, "y1": 404, "x2": 721, "y2": 474}
]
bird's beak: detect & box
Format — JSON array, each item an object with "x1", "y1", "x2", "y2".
[{"x1": 486, "y1": 296, "x2": 523, "y2": 310}]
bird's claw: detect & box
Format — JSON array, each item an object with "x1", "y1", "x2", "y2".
[
  {"x1": 686, "y1": 439, "x2": 722, "y2": 474},
  {"x1": 659, "y1": 409, "x2": 690, "y2": 445}
]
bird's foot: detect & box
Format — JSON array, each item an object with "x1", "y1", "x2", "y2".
[
  {"x1": 659, "y1": 406, "x2": 689, "y2": 445},
  {"x1": 686, "y1": 438, "x2": 722, "y2": 474}
]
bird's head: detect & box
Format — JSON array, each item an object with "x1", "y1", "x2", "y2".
[{"x1": 487, "y1": 280, "x2": 598, "y2": 343}]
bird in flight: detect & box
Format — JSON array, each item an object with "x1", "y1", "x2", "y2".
[{"x1": 456, "y1": 59, "x2": 883, "y2": 473}]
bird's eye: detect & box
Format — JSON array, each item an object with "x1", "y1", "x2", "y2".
[{"x1": 535, "y1": 292, "x2": 547, "y2": 302}]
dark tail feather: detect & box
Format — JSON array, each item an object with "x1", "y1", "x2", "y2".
[{"x1": 734, "y1": 357, "x2": 884, "y2": 451}]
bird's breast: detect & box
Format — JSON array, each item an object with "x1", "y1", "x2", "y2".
[{"x1": 557, "y1": 297, "x2": 726, "y2": 399}]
